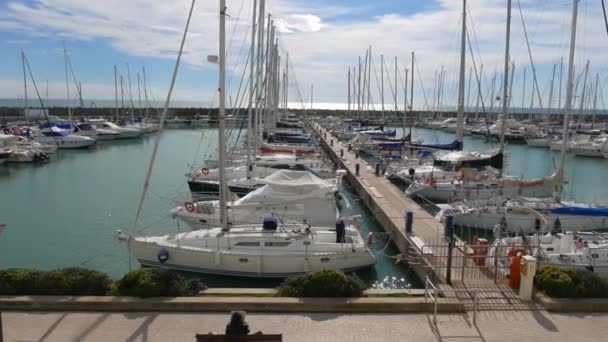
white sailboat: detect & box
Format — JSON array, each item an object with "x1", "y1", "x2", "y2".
[{"x1": 119, "y1": 0, "x2": 375, "y2": 278}]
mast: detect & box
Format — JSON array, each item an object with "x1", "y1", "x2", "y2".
[
  {"x1": 560, "y1": 0, "x2": 580, "y2": 176},
  {"x1": 310, "y1": 84, "x2": 313, "y2": 110},
  {"x1": 347, "y1": 67, "x2": 351, "y2": 117},
  {"x1": 558, "y1": 57, "x2": 564, "y2": 113},
  {"x1": 137, "y1": 72, "x2": 142, "y2": 118},
  {"x1": 455, "y1": 0, "x2": 467, "y2": 147},
  {"x1": 357, "y1": 57, "x2": 362, "y2": 120},
  {"x1": 255, "y1": 0, "x2": 265, "y2": 155},
  {"x1": 22, "y1": 51, "x2": 28, "y2": 116},
  {"x1": 578, "y1": 60, "x2": 590, "y2": 123},
  {"x1": 63, "y1": 42, "x2": 72, "y2": 130},
  {"x1": 410, "y1": 52, "x2": 414, "y2": 137},
  {"x1": 508, "y1": 62, "x2": 515, "y2": 109},
  {"x1": 219, "y1": 0, "x2": 228, "y2": 231},
  {"x1": 381, "y1": 54, "x2": 384, "y2": 122},
  {"x1": 120, "y1": 75, "x2": 125, "y2": 118},
  {"x1": 592, "y1": 73, "x2": 599, "y2": 128},
  {"x1": 394, "y1": 57, "x2": 398, "y2": 112},
  {"x1": 474, "y1": 65, "x2": 483, "y2": 122},
  {"x1": 403, "y1": 68, "x2": 408, "y2": 139},
  {"x1": 547, "y1": 64, "x2": 556, "y2": 117},
  {"x1": 114, "y1": 65, "x2": 118, "y2": 120},
  {"x1": 142, "y1": 67, "x2": 149, "y2": 118},
  {"x1": 521, "y1": 67, "x2": 526, "y2": 114},
  {"x1": 466, "y1": 67, "x2": 472, "y2": 113},
  {"x1": 499, "y1": 0, "x2": 512, "y2": 179},
  {"x1": 246, "y1": 0, "x2": 257, "y2": 179}
]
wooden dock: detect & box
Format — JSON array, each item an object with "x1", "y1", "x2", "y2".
[{"x1": 311, "y1": 122, "x2": 505, "y2": 289}]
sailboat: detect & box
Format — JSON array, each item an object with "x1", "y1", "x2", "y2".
[
  {"x1": 405, "y1": 0, "x2": 564, "y2": 203},
  {"x1": 119, "y1": 0, "x2": 375, "y2": 278}
]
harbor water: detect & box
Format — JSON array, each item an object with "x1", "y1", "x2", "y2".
[{"x1": 0, "y1": 128, "x2": 419, "y2": 288}]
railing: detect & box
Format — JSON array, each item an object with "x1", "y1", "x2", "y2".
[{"x1": 424, "y1": 276, "x2": 438, "y2": 326}]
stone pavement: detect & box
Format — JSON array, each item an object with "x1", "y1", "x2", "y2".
[{"x1": 3, "y1": 311, "x2": 608, "y2": 341}]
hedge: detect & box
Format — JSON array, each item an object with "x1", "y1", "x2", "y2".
[
  {"x1": 110, "y1": 269, "x2": 206, "y2": 297},
  {"x1": 0, "y1": 267, "x2": 206, "y2": 297},
  {"x1": 277, "y1": 269, "x2": 367, "y2": 297},
  {"x1": 534, "y1": 265, "x2": 608, "y2": 298}
]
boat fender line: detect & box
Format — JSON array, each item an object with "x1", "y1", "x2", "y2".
[
  {"x1": 157, "y1": 248, "x2": 169, "y2": 263},
  {"x1": 184, "y1": 202, "x2": 195, "y2": 212},
  {"x1": 366, "y1": 232, "x2": 373, "y2": 246}
]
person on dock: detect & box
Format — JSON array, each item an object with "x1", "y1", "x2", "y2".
[{"x1": 225, "y1": 311, "x2": 250, "y2": 336}]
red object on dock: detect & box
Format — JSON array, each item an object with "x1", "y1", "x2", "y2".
[{"x1": 472, "y1": 236, "x2": 489, "y2": 266}]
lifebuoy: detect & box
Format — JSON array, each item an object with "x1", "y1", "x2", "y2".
[
  {"x1": 184, "y1": 202, "x2": 195, "y2": 212},
  {"x1": 201, "y1": 167, "x2": 209, "y2": 175}
]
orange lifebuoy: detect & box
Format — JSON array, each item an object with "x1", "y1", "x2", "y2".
[
  {"x1": 184, "y1": 202, "x2": 195, "y2": 212},
  {"x1": 201, "y1": 167, "x2": 209, "y2": 175}
]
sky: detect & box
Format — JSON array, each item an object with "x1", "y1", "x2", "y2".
[{"x1": 0, "y1": 0, "x2": 607, "y2": 110}]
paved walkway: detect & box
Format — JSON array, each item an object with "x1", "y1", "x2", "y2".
[{"x1": 3, "y1": 311, "x2": 608, "y2": 341}]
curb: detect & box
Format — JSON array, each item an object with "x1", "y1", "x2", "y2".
[
  {"x1": 534, "y1": 292, "x2": 608, "y2": 312},
  {"x1": 0, "y1": 296, "x2": 464, "y2": 313}
]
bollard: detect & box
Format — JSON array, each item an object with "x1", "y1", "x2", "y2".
[
  {"x1": 330, "y1": 139, "x2": 334, "y2": 147},
  {"x1": 355, "y1": 163, "x2": 360, "y2": 176},
  {"x1": 405, "y1": 211, "x2": 413, "y2": 234},
  {"x1": 355, "y1": 149, "x2": 359, "y2": 159},
  {"x1": 348, "y1": 143, "x2": 352, "y2": 151},
  {"x1": 375, "y1": 163, "x2": 380, "y2": 176},
  {"x1": 340, "y1": 149, "x2": 344, "y2": 158},
  {"x1": 445, "y1": 215, "x2": 454, "y2": 285}
]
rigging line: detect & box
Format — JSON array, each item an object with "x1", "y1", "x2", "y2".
[
  {"x1": 132, "y1": 0, "x2": 196, "y2": 231},
  {"x1": 465, "y1": 29, "x2": 487, "y2": 116},
  {"x1": 22, "y1": 54, "x2": 50, "y2": 121},
  {"x1": 517, "y1": 0, "x2": 544, "y2": 109},
  {"x1": 602, "y1": 0, "x2": 608, "y2": 39},
  {"x1": 414, "y1": 58, "x2": 431, "y2": 111}
]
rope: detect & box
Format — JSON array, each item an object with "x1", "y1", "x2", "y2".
[{"x1": 132, "y1": 0, "x2": 196, "y2": 231}]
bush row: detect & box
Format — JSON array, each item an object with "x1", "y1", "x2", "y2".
[
  {"x1": 534, "y1": 265, "x2": 608, "y2": 298},
  {"x1": 0, "y1": 267, "x2": 205, "y2": 297},
  {"x1": 277, "y1": 269, "x2": 366, "y2": 297}
]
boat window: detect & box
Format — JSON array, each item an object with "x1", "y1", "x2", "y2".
[
  {"x1": 321, "y1": 258, "x2": 330, "y2": 262},
  {"x1": 238, "y1": 258, "x2": 248, "y2": 263},
  {"x1": 546, "y1": 248, "x2": 554, "y2": 252},
  {"x1": 235, "y1": 242, "x2": 260, "y2": 247},
  {"x1": 592, "y1": 254, "x2": 599, "y2": 258},
  {"x1": 264, "y1": 241, "x2": 291, "y2": 247}
]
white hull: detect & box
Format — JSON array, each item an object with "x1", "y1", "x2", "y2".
[
  {"x1": 126, "y1": 226, "x2": 376, "y2": 278},
  {"x1": 36, "y1": 135, "x2": 96, "y2": 149}
]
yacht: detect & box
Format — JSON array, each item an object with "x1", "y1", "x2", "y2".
[
  {"x1": 0, "y1": 133, "x2": 50, "y2": 163},
  {"x1": 405, "y1": 168, "x2": 563, "y2": 203},
  {"x1": 436, "y1": 196, "x2": 608, "y2": 233},
  {"x1": 117, "y1": 219, "x2": 375, "y2": 278},
  {"x1": 74, "y1": 123, "x2": 120, "y2": 140},
  {"x1": 487, "y1": 232, "x2": 608, "y2": 278},
  {"x1": 35, "y1": 126, "x2": 96, "y2": 149},
  {"x1": 174, "y1": 170, "x2": 340, "y2": 229}
]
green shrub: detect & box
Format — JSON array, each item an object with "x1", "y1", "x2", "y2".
[
  {"x1": 277, "y1": 269, "x2": 366, "y2": 297},
  {"x1": 0, "y1": 267, "x2": 111, "y2": 296},
  {"x1": 0, "y1": 268, "x2": 43, "y2": 295},
  {"x1": 534, "y1": 265, "x2": 608, "y2": 298},
  {"x1": 113, "y1": 269, "x2": 205, "y2": 297}
]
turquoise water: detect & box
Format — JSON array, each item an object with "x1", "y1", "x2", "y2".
[
  {"x1": 0, "y1": 128, "x2": 419, "y2": 288},
  {"x1": 398, "y1": 126, "x2": 608, "y2": 204}
]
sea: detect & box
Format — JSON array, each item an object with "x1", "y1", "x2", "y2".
[{"x1": 0, "y1": 124, "x2": 606, "y2": 289}]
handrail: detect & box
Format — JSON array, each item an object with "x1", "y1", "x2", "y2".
[{"x1": 424, "y1": 276, "x2": 438, "y2": 326}]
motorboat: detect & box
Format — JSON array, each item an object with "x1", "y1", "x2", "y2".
[
  {"x1": 35, "y1": 126, "x2": 96, "y2": 149},
  {"x1": 0, "y1": 133, "x2": 50, "y2": 163},
  {"x1": 74, "y1": 123, "x2": 120, "y2": 140}
]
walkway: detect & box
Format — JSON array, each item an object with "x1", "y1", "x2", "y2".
[{"x1": 4, "y1": 311, "x2": 608, "y2": 341}]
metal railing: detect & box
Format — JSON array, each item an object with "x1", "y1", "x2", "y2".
[{"x1": 424, "y1": 276, "x2": 439, "y2": 326}]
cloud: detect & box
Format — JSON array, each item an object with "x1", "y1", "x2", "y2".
[{"x1": 0, "y1": 0, "x2": 606, "y2": 108}]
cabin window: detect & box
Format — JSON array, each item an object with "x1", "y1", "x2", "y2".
[
  {"x1": 321, "y1": 258, "x2": 331, "y2": 262},
  {"x1": 238, "y1": 258, "x2": 248, "y2": 263},
  {"x1": 546, "y1": 248, "x2": 554, "y2": 252},
  {"x1": 235, "y1": 242, "x2": 260, "y2": 247},
  {"x1": 264, "y1": 241, "x2": 291, "y2": 247}
]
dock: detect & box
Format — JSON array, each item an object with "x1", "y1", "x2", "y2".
[{"x1": 311, "y1": 122, "x2": 512, "y2": 290}]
